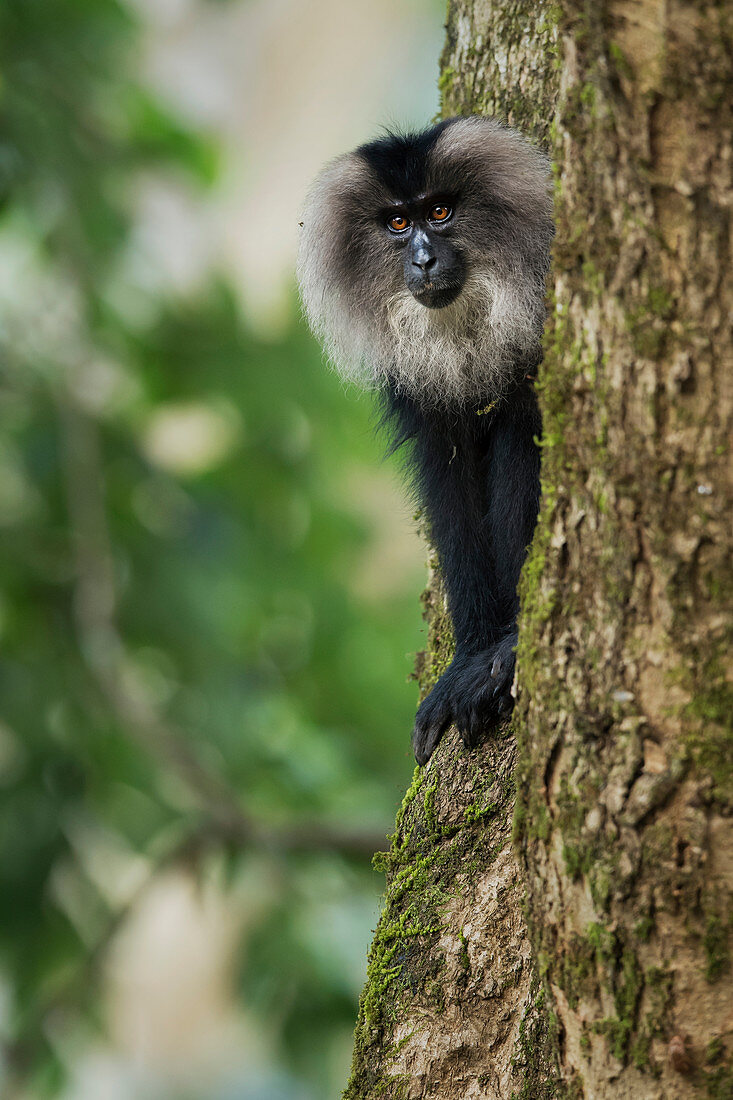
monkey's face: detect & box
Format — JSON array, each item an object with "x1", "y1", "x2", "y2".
[
  {"x1": 297, "y1": 116, "x2": 553, "y2": 403},
  {"x1": 382, "y1": 198, "x2": 466, "y2": 309}
]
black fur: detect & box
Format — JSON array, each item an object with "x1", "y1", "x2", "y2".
[
  {"x1": 297, "y1": 117, "x2": 552, "y2": 763},
  {"x1": 383, "y1": 371, "x2": 541, "y2": 764},
  {"x1": 356, "y1": 120, "x2": 452, "y2": 198}
]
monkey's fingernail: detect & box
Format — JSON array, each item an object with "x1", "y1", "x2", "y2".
[{"x1": 490, "y1": 655, "x2": 502, "y2": 678}]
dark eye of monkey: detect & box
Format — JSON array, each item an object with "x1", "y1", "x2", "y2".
[
  {"x1": 387, "y1": 213, "x2": 410, "y2": 233},
  {"x1": 428, "y1": 203, "x2": 452, "y2": 223}
]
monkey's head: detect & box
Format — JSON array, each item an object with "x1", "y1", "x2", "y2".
[{"x1": 297, "y1": 116, "x2": 553, "y2": 406}]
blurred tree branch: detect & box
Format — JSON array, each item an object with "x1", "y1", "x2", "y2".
[{"x1": 58, "y1": 389, "x2": 386, "y2": 860}]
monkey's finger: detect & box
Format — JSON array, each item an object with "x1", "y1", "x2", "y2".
[
  {"x1": 412, "y1": 719, "x2": 446, "y2": 765},
  {"x1": 460, "y1": 712, "x2": 484, "y2": 750},
  {"x1": 495, "y1": 693, "x2": 514, "y2": 717}
]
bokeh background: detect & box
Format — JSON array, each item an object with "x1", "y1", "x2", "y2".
[{"x1": 0, "y1": 1, "x2": 446, "y2": 1097}]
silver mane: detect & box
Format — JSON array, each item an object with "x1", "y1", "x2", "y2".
[{"x1": 297, "y1": 116, "x2": 553, "y2": 407}]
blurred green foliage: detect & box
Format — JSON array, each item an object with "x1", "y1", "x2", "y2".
[{"x1": 0, "y1": 2, "x2": 422, "y2": 1096}]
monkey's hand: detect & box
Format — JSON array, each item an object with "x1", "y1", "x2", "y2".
[{"x1": 412, "y1": 635, "x2": 517, "y2": 765}]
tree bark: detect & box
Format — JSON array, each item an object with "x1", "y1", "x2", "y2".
[{"x1": 344, "y1": 3, "x2": 732, "y2": 1098}]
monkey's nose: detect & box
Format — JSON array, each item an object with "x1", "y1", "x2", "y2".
[{"x1": 412, "y1": 250, "x2": 437, "y2": 273}]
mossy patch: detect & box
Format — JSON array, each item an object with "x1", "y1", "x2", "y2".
[
  {"x1": 344, "y1": 744, "x2": 510, "y2": 1098},
  {"x1": 705, "y1": 1038, "x2": 733, "y2": 1100},
  {"x1": 509, "y1": 974, "x2": 582, "y2": 1098},
  {"x1": 703, "y1": 911, "x2": 731, "y2": 984}
]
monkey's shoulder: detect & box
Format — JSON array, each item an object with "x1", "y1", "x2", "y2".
[{"x1": 381, "y1": 375, "x2": 539, "y2": 447}]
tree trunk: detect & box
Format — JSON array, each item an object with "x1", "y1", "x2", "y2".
[{"x1": 344, "y1": 3, "x2": 732, "y2": 1098}]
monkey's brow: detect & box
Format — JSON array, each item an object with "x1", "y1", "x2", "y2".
[{"x1": 383, "y1": 192, "x2": 453, "y2": 210}]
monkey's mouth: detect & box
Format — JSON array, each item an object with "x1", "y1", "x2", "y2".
[{"x1": 411, "y1": 283, "x2": 462, "y2": 309}]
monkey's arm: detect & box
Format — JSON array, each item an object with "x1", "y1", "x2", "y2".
[{"x1": 395, "y1": 386, "x2": 541, "y2": 764}]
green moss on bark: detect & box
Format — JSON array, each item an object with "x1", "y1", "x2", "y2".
[{"x1": 344, "y1": 735, "x2": 513, "y2": 1098}]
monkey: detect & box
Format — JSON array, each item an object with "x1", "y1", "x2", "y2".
[{"x1": 297, "y1": 116, "x2": 553, "y2": 765}]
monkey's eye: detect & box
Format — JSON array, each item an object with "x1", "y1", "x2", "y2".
[
  {"x1": 429, "y1": 204, "x2": 452, "y2": 223},
  {"x1": 387, "y1": 214, "x2": 410, "y2": 233}
]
